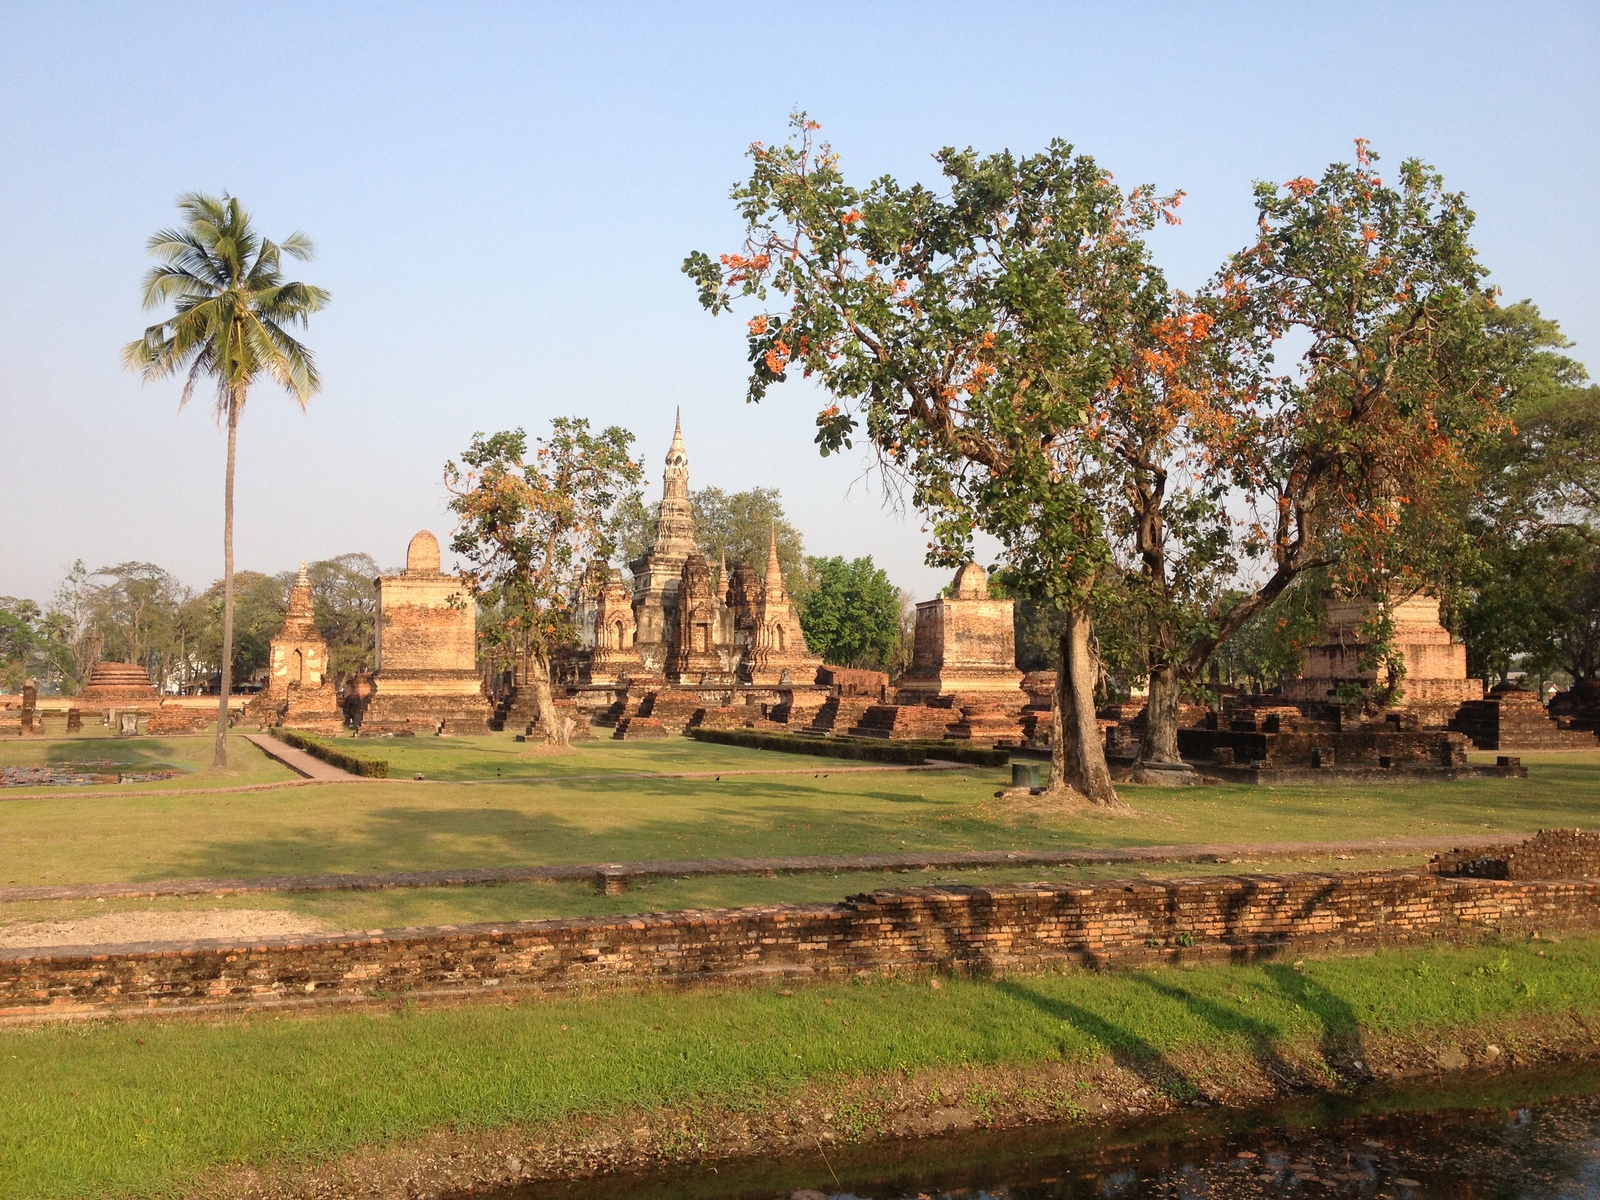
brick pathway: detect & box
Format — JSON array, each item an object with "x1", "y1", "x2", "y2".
[
  {"x1": 0, "y1": 834, "x2": 1525, "y2": 904},
  {"x1": 241, "y1": 734, "x2": 363, "y2": 782}
]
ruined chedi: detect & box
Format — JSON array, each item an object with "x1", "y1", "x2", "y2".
[
  {"x1": 358, "y1": 530, "x2": 492, "y2": 735},
  {"x1": 1281, "y1": 593, "x2": 1482, "y2": 725},
  {"x1": 247, "y1": 564, "x2": 343, "y2": 733},
  {"x1": 847, "y1": 563, "x2": 1027, "y2": 744}
]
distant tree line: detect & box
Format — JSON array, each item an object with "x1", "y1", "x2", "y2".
[{"x1": 0, "y1": 554, "x2": 380, "y2": 696}]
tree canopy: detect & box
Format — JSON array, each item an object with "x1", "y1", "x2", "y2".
[
  {"x1": 446, "y1": 419, "x2": 642, "y2": 741},
  {"x1": 799, "y1": 556, "x2": 901, "y2": 668}
]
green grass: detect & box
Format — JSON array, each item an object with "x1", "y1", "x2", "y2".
[
  {"x1": 0, "y1": 732, "x2": 297, "y2": 792},
  {"x1": 0, "y1": 736, "x2": 1596, "y2": 889},
  {"x1": 0, "y1": 853, "x2": 1429, "y2": 932},
  {"x1": 1, "y1": 936, "x2": 1594, "y2": 1199},
  {"x1": 300, "y1": 732, "x2": 834, "y2": 780}
]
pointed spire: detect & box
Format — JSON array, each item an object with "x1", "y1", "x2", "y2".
[
  {"x1": 296, "y1": 561, "x2": 310, "y2": 587},
  {"x1": 765, "y1": 525, "x2": 785, "y2": 599},
  {"x1": 666, "y1": 407, "x2": 686, "y2": 465},
  {"x1": 718, "y1": 550, "x2": 730, "y2": 603}
]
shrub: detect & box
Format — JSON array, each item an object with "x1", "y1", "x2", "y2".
[
  {"x1": 268, "y1": 728, "x2": 390, "y2": 778},
  {"x1": 689, "y1": 727, "x2": 1008, "y2": 767}
]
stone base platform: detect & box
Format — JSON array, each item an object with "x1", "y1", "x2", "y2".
[
  {"x1": 847, "y1": 701, "x2": 961, "y2": 740},
  {"x1": 1449, "y1": 688, "x2": 1600, "y2": 751}
]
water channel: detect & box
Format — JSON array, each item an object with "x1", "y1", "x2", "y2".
[{"x1": 497, "y1": 1064, "x2": 1600, "y2": 1199}]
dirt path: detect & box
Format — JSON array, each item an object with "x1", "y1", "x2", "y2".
[
  {"x1": 0, "y1": 908, "x2": 327, "y2": 949},
  {"x1": 0, "y1": 833, "x2": 1522, "y2": 904}
]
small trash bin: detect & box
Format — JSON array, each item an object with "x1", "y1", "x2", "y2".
[{"x1": 1011, "y1": 762, "x2": 1047, "y2": 789}]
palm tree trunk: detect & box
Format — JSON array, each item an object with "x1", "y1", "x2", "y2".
[{"x1": 213, "y1": 389, "x2": 240, "y2": 767}]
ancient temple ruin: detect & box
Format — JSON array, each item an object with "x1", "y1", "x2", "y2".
[
  {"x1": 839, "y1": 563, "x2": 1029, "y2": 744},
  {"x1": 356, "y1": 530, "x2": 491, "y2": 735},
  {"x1": 527, "y1": 418, "x2": 825, "y2": 738},
  {"x1": 1281, "y1": 594, "x2": 1483, "y2": 724},
  {"x1": 247, "y1": 564, "x2": 343, "y2": 733}
]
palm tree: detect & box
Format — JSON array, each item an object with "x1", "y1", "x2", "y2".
[{"x1": 124, "y1": 194, "x2": 329, "y2": 767}]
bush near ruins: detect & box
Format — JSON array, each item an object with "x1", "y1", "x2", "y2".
[{"x1": 269, "y1": 728, "x2": 389, "y2": 778}]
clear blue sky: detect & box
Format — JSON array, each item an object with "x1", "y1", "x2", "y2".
[{"x1": 2, "y1": 2, "x2": 1595, "y2": 606}]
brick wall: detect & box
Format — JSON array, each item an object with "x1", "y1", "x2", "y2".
[
  {"x1": 1432, "y1": 828, "x2": 1600, "y2": 881},
  {"x1": 5, "y1": 860, "x2": 1600, "y2": 1019}
]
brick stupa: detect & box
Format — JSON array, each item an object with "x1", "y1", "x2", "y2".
[
  {"x1": 76, "y1": 661, "x2": 160, "y2": 706},
  {"x1": 248, "y1": 564, "x2": 344, "y2": 734},
  {"x1": 1281, "y1": 593, "x2": 1483, "y2": 725},
  {"x1": 743, "y1": 527, "x2": 823, "y2": 686},
  {"x1": 849, "y1": 564, "x2": 1027, "y2": 744},
  {"x1": 358, "y1": 531, "x2": 492, "y2": 736}
]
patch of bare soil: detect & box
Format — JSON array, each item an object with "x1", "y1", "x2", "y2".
[
  {"x1": 206, "y1": 1009, "x2": 1600, "y2": 1200},
  {"x1": 514, "y1": 740, "x2": 576, "y2": 758},
  {"x1": 0, "y1": 908, "x2": 327, "y2": 949}
]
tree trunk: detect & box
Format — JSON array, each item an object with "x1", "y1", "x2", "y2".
[
  {"x1": 1139, "y1": 662, "x2": 1183, "y2": 764},
  {"x1": 526, "y1": 651, "x2": 569, "y2": 747},
  {"x1": 1049, "y1": 601, "x2": 1119, "y2": 806},
  {"x1": 213, "y1": 391, "x2": 240, "y2": 767}
]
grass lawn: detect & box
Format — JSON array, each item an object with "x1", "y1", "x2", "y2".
[
  {"x1": 1, "y1": 936, "x2": 1593, "y2": 1199},
  {"x1": 301, "y1": 732, "x2": 839, "y2": 780},
  {"x1": 0, "y1": 735, "x2": 1596, "y2": 890},
  {"x1": 0, "y1": 732, "x2": 297, "y2": 792},
  {"x1": 0, "y1": 852, "x2": 1432, "y2": 934}
]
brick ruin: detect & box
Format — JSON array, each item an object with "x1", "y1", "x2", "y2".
[
  {"x1": 1449, "y1": 684, "x2": 1599, "y2": 751},
  {"x1": 517, "y1": 417, "x2": 828, "y2": 740},
  {"x1": 1090, "y1": 591, "x2": 1595, "y2": 769},
  {"x1": 354, "y1": 531, "x2": 491, "y2": 736},
  {"x1": 247, "y1": 564, "x2": 343, "y2": 734},
  {"x1": 1281, "y1": 594, "x2": 1483, "y2": 725},
  {"x1": 1549, "y1": 680, "x2": 1600, "y2": 732},
  {"x1": 65, "y1": 660, "x2": 210, "y2": 735},
  {"x1": 5, "y1": 829, "x2": 1597, "y2": 1019},
  {"x1": 840, "y1": 563, "x2": 1029, "y2": 745}
]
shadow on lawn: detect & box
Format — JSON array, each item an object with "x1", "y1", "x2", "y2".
[
  {"x1": 995, "y1": 979, "x2": 1205, "y2": 1102},
  {"x1": 150, "y1": 788, "x2": 1021, "y2": 881},
  {"x1": 1001, "y1": 968, "x2": 1371, "y2": 1101},
  {"x1": 39, "y1": 738, "x2": 186, "y2": 771}
]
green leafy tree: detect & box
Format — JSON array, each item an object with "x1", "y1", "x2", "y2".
[
  {"x1": 1450, "y1": 303, "x2": 1597, "y2": 683},
  {"x1": 446, "y1": 419, "x2": 643, "y2": 743},
  {"x1": 799, "y1": 556, "x2": 900, "y2": 668},
  {"x1": 305, "y1": 553, "x2": 383, "y2": 684},
  {"x1": 0, "y1": 599, "x2": 49, "y2": 692},
  {"x1": 124, "y1": 194, "x2": 329, "y2": 765},
  {"x1": 689, "y1": 487, "x2": 813, "y2": 599},
  {"x1": 190, "y1": 571, "x2": 288, "y2": 686},
  {"x1": 82, "y1": 562, "x2": 190, "y2": 690}
]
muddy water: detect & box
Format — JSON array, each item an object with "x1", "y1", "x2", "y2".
[{"x1": 499, "y1": 1065, "x2": 1600, "y2": 1199}]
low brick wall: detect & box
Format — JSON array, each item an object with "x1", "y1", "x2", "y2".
[
  {"x1": 5, "y1": 865, "x2": 1600, "y2": 1020},
  {"x1": 1431, "y1": 828, "x2": 1600, "y2": 880}
]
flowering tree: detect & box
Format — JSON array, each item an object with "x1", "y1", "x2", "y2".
[
  {"x1": 686, "y1": 114, "x2": 1198, "y2": 804},
  {"x1": 1159, "y1": 145, "x2": 1514, "y2": 726},
  {"x1": 445, "y1": 419, "x2": 642, "y2": 744}
]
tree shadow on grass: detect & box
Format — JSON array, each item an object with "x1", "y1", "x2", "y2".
[
  {"x1": 1128, "y1": 974, "x2": 1313, "y2": 1093},
  {"x1": 147, "y1": 781, "x2": 1042, "y2": 883},
  {"x1": 1259, "y1": 963, "x2": 1373, "y2": 1086},
  {"x1": 39, "y1": 739, "x2": 184, "y2": 770},
  {"x1": 994, "y1": 979, "x2": 1203, "y2": 1103}
]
